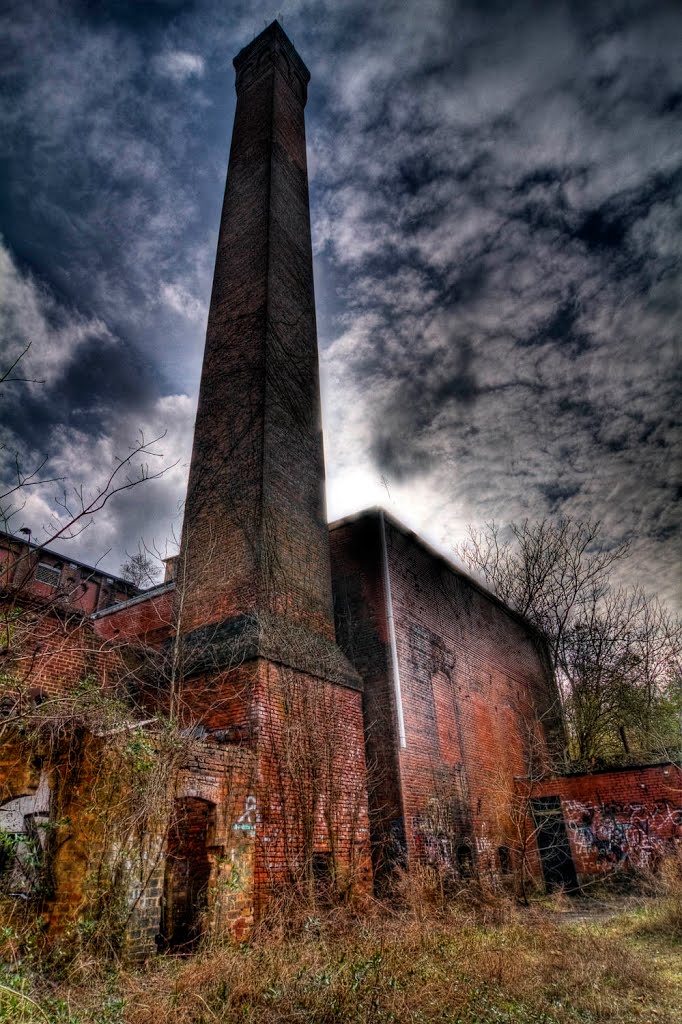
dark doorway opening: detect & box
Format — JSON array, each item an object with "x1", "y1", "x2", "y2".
[
  {"x1": 498, "y1": 845, "x2": 512, "y2": 875},
  {"x1": 162, "y1": 797, "x2": 214, "y2": 951},
  {"x1": 456, "y1": 842, "x2": 474, "y2": 878},
  {"x1": 531, "y1": 796, "x2": 579, "y2": 892},
  {"x1": 311, "y1": 851, "x2": 334, "y2": 904}
]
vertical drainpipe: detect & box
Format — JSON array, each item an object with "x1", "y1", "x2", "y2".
[{"x1": 379, "y1": 510, "x2": 407, "y2": 749}]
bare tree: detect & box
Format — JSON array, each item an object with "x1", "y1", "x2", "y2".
[
  {"x1": 1, "y1": 343, "x2": 176, "y2": 622},
  {"x1": 120, "y1": 551, "x2": 162, "y2": 589},
  {"x1": 561, "y1": 586, "x2": 681, "y2": 760},
  {"x1": 459, "y1": 520, "x2": 681, "y2": 762}
]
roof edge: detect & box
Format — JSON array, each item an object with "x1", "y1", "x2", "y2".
[
  {"x1": 0, "y1": 528, "x2": 140, "y2": 592},
  {"x1": 329, "y1": 506, "x2": 547, "y2": 642},
  {"x1": 90, "y1": 581, "x2": 175, "y2": 619}
]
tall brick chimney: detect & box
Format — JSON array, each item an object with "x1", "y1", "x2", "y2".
[{"x1": 176, "y1": 22, "x2": 336, "y2": 645}]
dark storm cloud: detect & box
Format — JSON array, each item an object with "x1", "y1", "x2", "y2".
[
  {"x1": 314, "y1": 0, "x2": 680, "y2": 604},
  {"x1": 1, "y1": 0, "x2": 680, "y2": 603}
]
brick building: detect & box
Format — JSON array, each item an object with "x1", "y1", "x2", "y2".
[
  {"x1": 0, "y1": 529, "x2": 137, "y2": 616},
  {"x1": 1, "y1": 22, "x2": 679, "y2": 954}
]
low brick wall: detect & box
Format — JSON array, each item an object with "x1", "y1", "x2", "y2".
[
  {"x1": 1, "y1": 599, "x2": 122, "y2": 699},
  {"x1": 532, "y1": 764, "x2": 682, "y2": 879}
]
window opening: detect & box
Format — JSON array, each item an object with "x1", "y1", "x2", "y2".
[{"x1": 35, "y1": 563, "x2": 61, "y2": 587}]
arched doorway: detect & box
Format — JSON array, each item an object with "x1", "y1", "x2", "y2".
[{"x1": 161, "y1": 797, "x2": 214, "y2": 950}]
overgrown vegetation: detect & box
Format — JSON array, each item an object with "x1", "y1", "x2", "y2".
[
  {"x1": 0, "y1": 675, "x2": 189, "y2": 957},
  {"x1": 1, "y1": 880, "x2": 681, "y2": 1024}
]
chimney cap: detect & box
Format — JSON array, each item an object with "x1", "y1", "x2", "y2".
[{"x1": 233, "y1": 20, "x2": 310, "y2": 94}]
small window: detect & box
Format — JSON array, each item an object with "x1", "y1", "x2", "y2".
[
  {"x1": 35, "y1": 563, "x2": 61, "y2": 588},
  {"x1": 456, "y1": 843, "x2": 474, "y2": 878},
  {"x1": 498, "y1": 846, "x2": 512, "y2": 874}
]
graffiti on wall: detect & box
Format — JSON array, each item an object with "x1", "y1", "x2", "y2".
[
  {"x1": 232, "y1": 795, "x2": 256, "y2": 833},
  {"x1": 412, "y1": 799, "x2": 477, "y2": 878},
  {"x1": 565, "y1": 798, "x2": 682, "y2": 869}
]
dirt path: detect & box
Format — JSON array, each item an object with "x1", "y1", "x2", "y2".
[{"x1": 539, "y1": 891, "x2": 652, "y2": 925}]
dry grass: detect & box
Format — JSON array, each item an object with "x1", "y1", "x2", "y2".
[{"x1": 1, "y1": 893, "x2": 680, "y2": 1024}]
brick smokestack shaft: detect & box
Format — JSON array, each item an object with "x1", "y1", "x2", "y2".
[{"x1": 177, "y1": 22, "x2": 335, "y2": 640}]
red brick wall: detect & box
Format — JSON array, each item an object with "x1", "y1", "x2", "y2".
[
  {"x1": 251, "y1": 659, "x2": 371, "y2": 906},
  {"x1": 92, "y1": 586, "x2": 174, "y2": 645},
  {"x1": 532, "y1": 764, "x2": 682, "y2": 878},
  {"x1": 105, "y1": 648, "x2": 371, "y2": 914},
  {"x1": 330, "y1": 516, "x2": 404, "y2": 880},
  {"x1": 331, "y1": 511, "x2": 560, "y2": 882},
  {"x1": 176, "y1": 662, "x2": 257, "y2": 734},
  {"x1": 176, "y1": 23, "x2": 335, "y2": 642},
  {"x1": 1, "y1": 597, "x2": 122, "y2": 698},
  {"x1": 387, "y1": 519, "x2": 559, "y2": 877},
  {"x1": 166, "y1": 742, "x2": 257, "y2": 947}
]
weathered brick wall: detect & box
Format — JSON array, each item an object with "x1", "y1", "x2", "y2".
[
  {"x1": 35, "y1": 732, "x2": 168, "y2": 954},
  {"x1": 330, "y1": 517, "x2": 404, "y2": 880},
  {"x1": 532, "y1": 764, "x2": 682, "y2": 879},
  {"x1": 166, "y1": 741, "x2": 257, "y2": 947},
  {"x1": 170, "y1": 661, "x2": 256, "y2": 735},
  {"x1": 176, "y1": 23, "x2": 335, "y2": 641},
  {"x1": 386, "y1": 518, "x2": 559, "y2": 878},
  {"x1": 1, "y1": 597, "x2": 122, "y2": 698},
  {"x1": 132, "y1": 647, "x2": 371, "y2": 912},
  {"x1": 251, "y1": 659, "x2": 372, "y2": 908},
  {"x1": 0, "y1": 729, "x2": 257, "y2": 957},
  {"x1": 0, "y1": 586, "x2": 259, "y2": 951},
  {"x1": 330, "y1": 510, "x2": 560, "y2": 884},
  {"x1": 92, "y1": 586, "x2": 174, "y2": 644}
]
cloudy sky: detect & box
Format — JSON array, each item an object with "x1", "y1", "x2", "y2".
[{"x1": 1, "y1": 0, "x2": 680, "y2": 607}]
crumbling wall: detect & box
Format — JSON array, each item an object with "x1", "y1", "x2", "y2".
[
  {"x1": 0, "y1": 589, "x2": 260, "y2": 954},
  {"x1": 0, "y1": 720, "x2": 256, "y2": 957}
]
